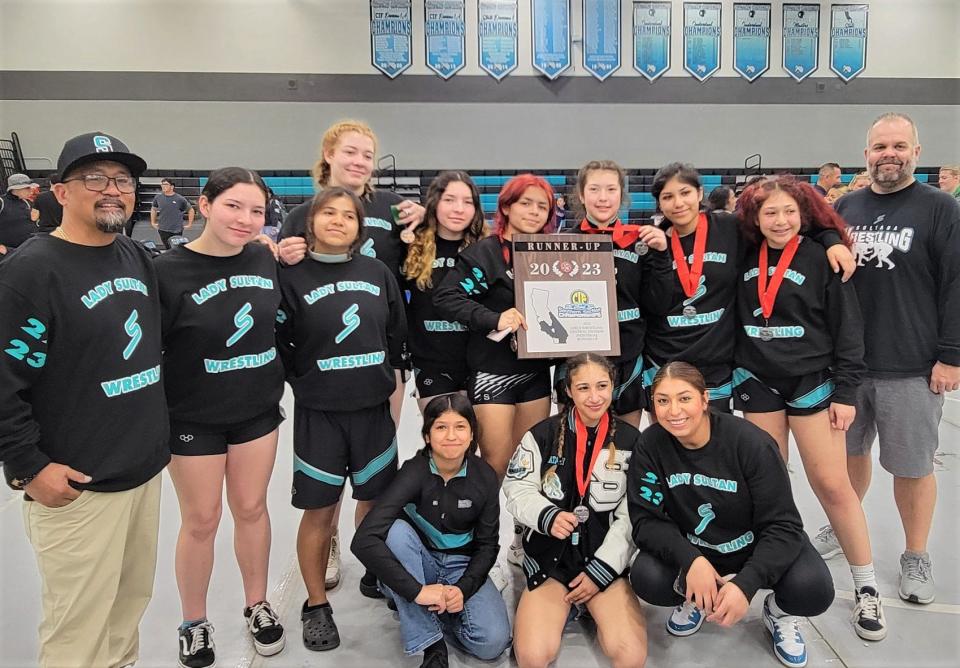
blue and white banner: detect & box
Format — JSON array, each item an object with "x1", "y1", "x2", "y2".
[
  {"x1": 424, "y1": 1, "x2": 466, "y2": 79},
  {"x1": 478, "y1": 0, "x2": 519, "y2": 80},
  {"x1": 733, "y1": 3, "x2": 770, "y2": 82},
  {"x1": 782, "y1": 4, "x2": 820, "y2": 81},
  {"x1": 531, "y1": 0, "x2": 571, "y2": 80},
  {"x1": 683, "y1": 3, "x2": 721, "y2": 82},
  {"x1": 632, "y1": 2, "x2": 671, "y2": 82},
  {"x1": 830, "y1": 4, "x2": 868, "y2": 82},
  {"x1": 582, "y1": 0, "x2": 621, "y2": 81},
  {"x1": 370, "y1": 0, "x2": 413, "y2": 79}
]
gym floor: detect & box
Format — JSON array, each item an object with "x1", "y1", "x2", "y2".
[{"x1": 1, "y1": 223, "x2": 956, "y2": 667}]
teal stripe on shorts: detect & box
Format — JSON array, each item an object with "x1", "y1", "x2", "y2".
[{"x1": 353, "y1": 438, "x2": 398, "y2": 485}]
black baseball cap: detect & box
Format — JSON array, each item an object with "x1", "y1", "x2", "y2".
[{"x1": 57, "y1": 132, "x2": 147, "y2": 180}]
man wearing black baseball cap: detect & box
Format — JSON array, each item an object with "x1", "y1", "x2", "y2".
[{"x1": 0, "y1": 132, "x2": 169, "y2": 667}]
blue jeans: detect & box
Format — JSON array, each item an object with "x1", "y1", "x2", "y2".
[{"x1": 380, "y1": 519, "x2": 512, "y2": 659}]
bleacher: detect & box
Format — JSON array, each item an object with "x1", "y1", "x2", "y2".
[{"x1": 25, "y1": 164, "x2": 942, "y2": 226}]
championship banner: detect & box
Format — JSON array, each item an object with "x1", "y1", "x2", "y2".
[
  {"x1": 683, "y1": 3, "x2": 721, "y2": 82},
  {"x1": 782, "y1": 4, "x2": 820, "y2": 81},
  {"x1": 370, "y1": 0, "x2": 413, "y2": 78},
  {"x1": 830, "y1": 4, "x2": 868, "y2": 82},
  {"x1": 532, "y1": 0, "x2": 572, "y2": 80},
  {"x1": 582, "y1": 0, "x2": 622, "y2": 81},
  {"x1": 513, "y1": 235, "x2": 620, "y2": 359},
  {"x1": 425, "y1": 0, "x2": 466, "y2": 79},
  {"x1": 478, "y1": 0, "x2": 519, "y2": 80},
  {"x1": 632, "y1": 2, "x2": 672, "y2": 82},
  {"x1": 733, "y1": 3, "x2": 770, "y2": 82}
]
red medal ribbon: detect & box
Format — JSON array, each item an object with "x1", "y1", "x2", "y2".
[
  {"x1": 579, "y1": 219, "x2": 643, "y2": 249},
  {"x1": 573, "y1": 410, "x2": 610, "y2": 499},
  {"x1": 498, "y1": 235, "x2": 512, "y2": 267},
  {"x1": 758, "y1": 236, "x2": 801, "y2": 319},
  {"x1": 670, "y1": 213, "x2": 709, "y2": 298}
]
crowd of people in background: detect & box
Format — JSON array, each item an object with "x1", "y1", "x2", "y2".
[{"x1": 1, "y1": 112, "x2": 957, "y2": 668}]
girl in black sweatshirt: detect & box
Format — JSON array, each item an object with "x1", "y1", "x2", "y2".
[
  {"x1": 629, "y1": 362, "x2": 834, "y2": 668},
  {"x1": 155, "y1": 168, "x2": 286, "y2": 667},
  {"x1": 276, "y1": 187, "x2": 407, "y2": 652},
  {"x1": 561, "y1": 160, "x2": 672, "y2": 427},
  {"x1": 351, "y1": 394, "x2": 511, "y2": 667},
  {"x1": 402, "y1": 172, "x2": 485, "y2": 413},
  {"x1": 433, "y1": 173, "x2": 558, "y2": 481},
  {"x1": 734, "y1": 176, "x2": 886, "y2": 643}
]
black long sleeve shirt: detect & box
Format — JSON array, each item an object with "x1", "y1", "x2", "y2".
[
  {"x1": 351, "y1": 449, "x2": 500, "y2": 602},
  {"x1": 0, "y1": 235, "x2": 169, "y2": 491},
  {"x1": 433, "y1": 236, "x2": 551, "y2": 375},
  {"x1": 405, "y1": 236, "x2": 470, "y2": 375},
  {"x1": 643, "y1": 212, "x2": 744, "y2": 372},
  {"x1": 155, "y1": 243, "x2": 284, "y2": 424},
  {"x1": 276, "y1": 254, "x2": 407, "y2": 411},
  {"x1": 835, "y1": 182, "x2": 960, "y2": 375},
  {"x1": 735, "y1": 236, "x2": 865, "y2": 405},
  {"x1": 628, "y1": 412, "x2": 805, "y2": 602}
]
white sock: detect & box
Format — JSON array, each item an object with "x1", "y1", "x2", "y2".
[
  {"x1": 767, "y1": 594, "x2": 788, "y2": 618},
  {"x1": 511, "y1": 521, "x2": 523, "y2": 548},
  {"x1": 851, "y1": 563, "x2": 878, "y2": 592}
]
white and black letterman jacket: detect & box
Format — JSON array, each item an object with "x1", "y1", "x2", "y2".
[{"x1": 502, "y1": 411, "x2": 639, "y2": 591}]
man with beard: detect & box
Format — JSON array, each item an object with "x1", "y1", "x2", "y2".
[
  {"x1": 0, "y1": 132, "x2": 169, "y2": 667},
  {"x1": 822, "y1": 114, "x2": 960, "y2": 606}
]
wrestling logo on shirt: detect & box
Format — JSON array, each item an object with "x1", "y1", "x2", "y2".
[{"x1": 850, "y1": 215, "x2": 915, "y2": 270}]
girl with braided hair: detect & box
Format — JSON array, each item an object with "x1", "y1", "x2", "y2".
[{"x1": 502, "y1": 353, "x2": 647, "y2": 668}]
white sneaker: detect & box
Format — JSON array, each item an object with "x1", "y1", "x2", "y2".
[
  {"x1": 763, "y1": 593, "x2": 807, "y2": 667},
  {"x1": 666, "y1": 601, "x2": 703, "y2": 637},
  {"x1": 812, "y1": 524, "x2": 843, "y2": 560},
  {"x1": 488, "y1": 561, "x2": 509, "y2": 592},
  {"x1": 325, "y1": 530, "x2": 341, "y2": 590}
]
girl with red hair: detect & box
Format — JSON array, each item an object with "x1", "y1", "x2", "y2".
[
  {"x1": 434, "y1": 174, "x2": 557, "y2": 485},
  {"x1": 734, "y1": 175, "x2": 886, "y2": 643}
]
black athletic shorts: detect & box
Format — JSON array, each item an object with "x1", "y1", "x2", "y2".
[
  {"x1": 292, "y1": 402, "x2": 398, "y2": 509},
  {"x1": 169, "y1": 405, "x2": 284, "y2": 456},
  {"x1": 733, "y1": 367, "x2": 835, "y2": 416},
  {"x1": 467, "y1": 369, "x2": 551, "y2": 405}
]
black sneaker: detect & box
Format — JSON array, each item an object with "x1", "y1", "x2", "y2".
[
  {"x1": 178, "y1": 620, "x2": 215, "y2": 668},
  {"x1": 244, "y1": 600, "x2": 286, "y2": 656},
  {"x1": 359, "y1": 571, "x2": 385, "y2": 599},
  {"x1": 421, "y1": 638, "x2": 449, "y2": 668},
  {"x1": 853, "y1": 586, "x2": 887, "y2": 641}
]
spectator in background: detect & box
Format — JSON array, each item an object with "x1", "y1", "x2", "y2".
[
  {"x1": 33, "y1": 174, "x2": 64, "y2": 234},
  {"x1": 826, "y1": 185, "x2": 850, "y2": 205},
  {"x1": 813, "y1": 162, "x2": 842, "y2": 197},
  {"x1": 151, "y1": 177, "x2": 194, "y2": 247},
  {"x1": 0, "y1": 173, "x2": 39, "y2": 253},
  {"x1": 938, "y1": 165, "x2": 960, "y2": 202},
  {"x1": 554, "y1": 194, "x2": 569, "y2": 231},
  {"x1": 263, "y1": 187, "x2": 287, "y2": 241},
  {"x1": 849, "y1": 171, "x2": 871, "y2": 191},
  {"x1": 706, "y1": 185, "x2": 736, "y2": 213}
]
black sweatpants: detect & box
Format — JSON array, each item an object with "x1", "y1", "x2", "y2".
[{"x1": 629, "y1": 537, "x2": 834, "y2": 617}]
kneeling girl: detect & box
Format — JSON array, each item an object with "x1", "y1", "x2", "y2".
[
  {"x1": 351, "y1": 394, "x2": 511, "y2": 667},
  {"x1": 503, "y1": 353, "x2": 647, "y2": 668},
  {"x1": 628, "y1": 362, "x2": 834, "y2": 668}
]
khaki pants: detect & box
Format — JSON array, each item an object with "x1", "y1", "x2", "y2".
[{"x1": 23, "y1": 474, "x2": 162, "y2": 668}]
